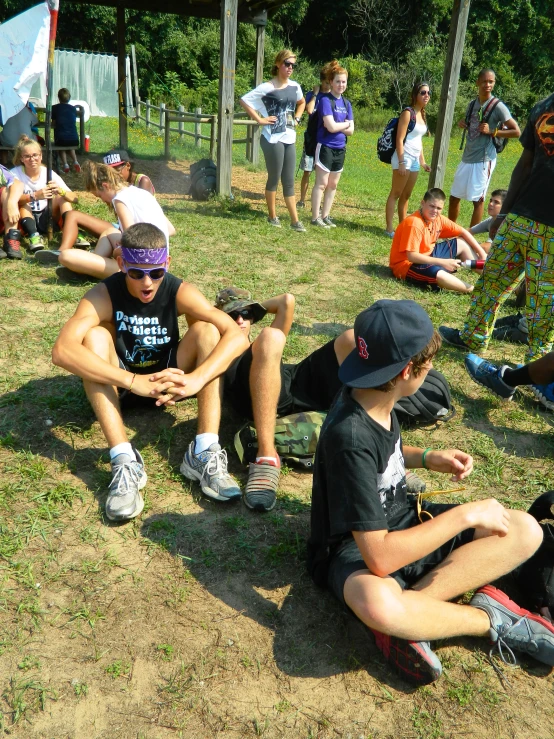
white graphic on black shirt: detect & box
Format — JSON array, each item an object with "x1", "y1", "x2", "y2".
[
  {"x1": 377, "y1": 437, "x2": 406, "y2": 516},
  {"x1": 115, "y1": 310, "x2": 171, "y2": 368}
]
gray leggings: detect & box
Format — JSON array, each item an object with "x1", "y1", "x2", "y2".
[{"x1": 260, "y1": 136, "x2": 296, "y2": 197}]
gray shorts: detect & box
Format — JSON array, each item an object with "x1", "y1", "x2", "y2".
[{"x1": 300, "y1": 148, "x2": 314, "y2": 172}]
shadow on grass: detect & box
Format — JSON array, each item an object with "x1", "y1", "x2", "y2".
[
  {"x1": 358, "y1": 262, "x2": 396, "y2": 282},
  {"x1": 141, "y1": 508, "x2": 426, "y2": 693},
  {"x1": 292, "y1": 321, "x2": 350, "y2": 337}
]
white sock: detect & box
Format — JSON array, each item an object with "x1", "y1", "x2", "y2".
[
  {"x1": 110, "y1": 442, "x2": 135, "y2": 461},
  {"x1": 256, "y1": 456, "x2": 279, "y2": 466},
  {"x1": 195, "y1": 433, "x2": 219, "y2": 455}
]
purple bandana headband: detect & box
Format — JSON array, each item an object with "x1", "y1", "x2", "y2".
[{"x1": 121, "y1": 247, "x2": 168, "y2": 265}]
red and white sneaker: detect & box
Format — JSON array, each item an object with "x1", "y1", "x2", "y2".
[{"x1": 370, "y1": 629, "x2": 442, "y2": 685}]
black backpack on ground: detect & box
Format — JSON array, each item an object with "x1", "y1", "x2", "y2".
[
  {"x1": 511, "y1": 491, "x2": 554, "y2": 622},
  {"x1": 463, "y1": 97, "x2": 508, "y2": 154},
  {"x1": 377, "y1": 107, "x2": 417, "y2": 164},
  {"x1": 394, "y1": 368, "x2": 455, "y2": 428},
  {"x1": 304, "y1": 93, "x2": 351, "y2": 158}
]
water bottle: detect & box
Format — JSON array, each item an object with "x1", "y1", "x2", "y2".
[
  {"x1": 461, "y1": 260, "x2": 485, "y2": 270},
  {"x1": 84, "y1": 134, "x2": 90, "y2": 152}
]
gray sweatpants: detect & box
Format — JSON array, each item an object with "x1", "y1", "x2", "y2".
[{"x1": 260, "y1": 136, "x2": 296, "y2": 197}]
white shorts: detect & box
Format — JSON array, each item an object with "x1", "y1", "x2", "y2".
[
  {"x1": 391, "y1": 151, "x2": 420, "y2": 172},
  {"x1": 451, "y1": 159, "x2": 496, "y2": 202}
]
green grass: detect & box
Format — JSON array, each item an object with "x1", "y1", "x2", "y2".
[{"x1": 0, "y1": 121, "x2": 552, "y2": 737}]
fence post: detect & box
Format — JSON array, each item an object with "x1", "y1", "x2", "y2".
[
  {"x1": 178, "y1": 105, "x2": 184, "y2": 139},
  {"x1": 210, "y1": 117, "x2": 216, "y2": 161},
  {"x1": 195, "y1": 107, "x2": 202, "y2": 148},
  {"x1": 159, "y1": 102, "x2": 166, "y2": 133},
  {"x1": 145, "y1": 99, "x2": 150, "y2": 128},
  {"x1": 245, "y1": 124, "x2": 252, "y2": 162},
  {"x1": 164, "y1": 110, "x2": 170, "y2": 159}
]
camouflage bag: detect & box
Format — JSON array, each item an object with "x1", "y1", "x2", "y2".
[{"x1": 234, "y1": 411, "x2": 327, "y2": 470}]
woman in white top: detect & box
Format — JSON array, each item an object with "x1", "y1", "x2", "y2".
[
  {"x1": 56, "y1": 161, "x2": 174, "y2": 281},
  {"x1": 240, "y1": 49, "x2": 306, "y2": 232},
  {"x1": 385, "y1": 82, "x2": 432, "y2": 237}
]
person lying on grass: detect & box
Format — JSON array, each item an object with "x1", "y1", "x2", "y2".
[
  {"x1": 36, "y1": 161, "x2": 175, "y2": 283},
  {"x1": 307, "y1": 298, "x2": 554, "y2": 686},
  {"x1": 52, "y1": 223, "x2": 249, "y2": 522},
  {"x1": 389, "y1": 187, "x2": 487, "y2": 294}
]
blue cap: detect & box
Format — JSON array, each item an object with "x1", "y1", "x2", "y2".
[{"x1": 339, "y1": 299, "x2": 435, "y2": 389}]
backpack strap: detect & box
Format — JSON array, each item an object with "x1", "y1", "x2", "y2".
[
  {"x1": 465, "y1": 99, "x2": 477, "y2": 127},
  {"x1": 482, "y1": 97, "x2": 501, "y2": 123}
]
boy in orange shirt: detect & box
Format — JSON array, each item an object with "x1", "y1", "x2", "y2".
[{"x1": 389, "y1": 188, "x2": 487, "y2": 294}]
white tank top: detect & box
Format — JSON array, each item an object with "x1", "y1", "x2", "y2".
[
  {"x1": 403, "y1": 120, "x2": 427, "y2": 159},
  {"x1": 112, "y1": 186, "x2": 169, "y2": 246}
]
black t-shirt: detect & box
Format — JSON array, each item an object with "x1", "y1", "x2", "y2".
[
  {"x1": 104, "y1": 272, "x2": 182, "y2": 374},
  {"x1": 513, "y1": 93, "x2": 554, "y2": 227},
  {"x1": 307, "y1": 387, "x2": 411, "y2": 586}
]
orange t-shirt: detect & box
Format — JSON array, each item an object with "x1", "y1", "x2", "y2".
[{"x1": 389, "y1": 211, "x2": 464, "y2": 279}]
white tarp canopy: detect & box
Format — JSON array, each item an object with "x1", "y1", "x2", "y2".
[{"x1": 30, "y1": 49, "x2": 132, "y2": 117}]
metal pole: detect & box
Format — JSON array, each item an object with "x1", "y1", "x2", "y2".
[{"x1": 44, "y1": 0, "x2": 59, "y2": 243}]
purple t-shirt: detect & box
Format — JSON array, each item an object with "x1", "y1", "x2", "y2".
[
  {"x1": 317, "y1": 94, "x2": 353, "y2": 149},
  {"x1": 0, "y1": 164, "x2": 14, "y2": 188}
]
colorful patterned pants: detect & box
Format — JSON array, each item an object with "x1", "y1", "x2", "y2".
[{"x1": 461, "y1": 214, "x2": 554, "y2": 361}]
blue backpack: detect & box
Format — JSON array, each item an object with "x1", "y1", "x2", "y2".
[{"x1": 377, "y1": 107, "x2": 417, "y2": 163}]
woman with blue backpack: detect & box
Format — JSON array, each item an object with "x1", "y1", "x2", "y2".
[
  {"x1": 310, "y1": 60, "x2": 354, "y2": 228},
  {"x1": 384, "y1": 82, "x2": 431, "y2": 237}
]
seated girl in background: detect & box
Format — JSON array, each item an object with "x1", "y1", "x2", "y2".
[
  {"x1": 10, "y1": 135, "x2": 88, "y2": 253},
  {"x1": 102, "y1": 149, "x2": 155, "y2": 194}
]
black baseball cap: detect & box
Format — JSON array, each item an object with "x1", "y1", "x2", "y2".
[{"x1": 339, "y1": 300, "x2": 435, "y2": 389}]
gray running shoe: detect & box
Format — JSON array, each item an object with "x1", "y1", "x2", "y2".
[
  {"x1": 180, "y1": 442, "x2": 241, "y2": 502},
  {"x1": 105, "y1": 449, "x2": 147, "y2": 521},
  {"x1": 267, "y1": 217, "x2": 281, "y2": 228},
  {"x1": 35, "y1": 249, "x2": 61, "y2": 265},
  {"x1": 322, "y1": 216, "x2": 336, "y2": 228},
  {"x1": 311, "y1": 217, "x2": 330, "y2": 228},
  {"x1": 470, "y1": 585, "x2": 554, "y2": 666},
  {"x1": 244, "y1": 460, "x2": 280, "y2": 512},
  {"x1": 297, "y1": 200, "x2": 305, "y2": 208},
  {"x1": 290, "y1": 220, "x2": 306, "y2": 232},
  {"x1": 74, "y1": 232, "x2": 91, "y2": 248},
  {"x1": 28, "y1": 234, "x2": 46, "y2": 253},
  {"x1": 370, "y1": 628, "x2": 442, "y2": 685}
]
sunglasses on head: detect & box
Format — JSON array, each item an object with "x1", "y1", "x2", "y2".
[
  {"x1": 123, "y1": 263, "x2": 167, "y2": 280},
  {"x1": 283, "y1": 60, "x2": 297, "y2": 69},
  {"x1": 229, "y1": 308, "x2": 253, "y2": 321}
]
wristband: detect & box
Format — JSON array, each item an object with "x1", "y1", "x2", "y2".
[
  {"x1": 422, "y1": 447, "x2": 432, "y2": 469},
  {"x1": 492, "y1": 128, "x2": 498, "y2": 137},
  {"x1": 399, "y1": 161, "x2": 406, "y2": 165},
  {"x1": 128, "y1": 373, "x2": 137, "y2": 392}
]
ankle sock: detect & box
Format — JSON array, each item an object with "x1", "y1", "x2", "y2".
[
  {"x1": 21, "y1": 217, "x2": 38, "y2": 238},
  {"x1": 110, "y1": 442, "x2": 135, "y2": 461},
  {"x1": 503, "y1": 365, "x2": 532, "y2": 388},
  {"x1": 195, "y1": 433, "x2": 218, "y2": 455}
]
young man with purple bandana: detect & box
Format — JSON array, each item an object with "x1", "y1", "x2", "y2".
[{"x1": 52, "y1": 223, "x2": 249, "y2": 521}]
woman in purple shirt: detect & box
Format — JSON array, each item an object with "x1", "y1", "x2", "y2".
[{"x1": 310, "y1": 61, "x2": 354, "y2": 228}]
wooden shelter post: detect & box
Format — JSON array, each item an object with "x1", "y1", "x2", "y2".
[
  {"x1": 117, "y1": 6, "x2": 128, "y2": 150},
  {"x1": 216, "y1": 0, "x2": 238, "y2": 195},
  {"x1": 250, "y1": 23, "x2": 265, "y2": 166},
  {"x1": 428, "y1": 0, "x2": 471, "y2": 189}
]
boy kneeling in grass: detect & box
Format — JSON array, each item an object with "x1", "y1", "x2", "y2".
[
  {"x1": 389, "y1": 188, "x2": 487, "y2": 294},
  {"x1": 307, "y1": 299, "x2": 554, "y2": 685}
]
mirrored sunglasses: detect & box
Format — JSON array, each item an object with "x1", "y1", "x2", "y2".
[{"x1": 124, "y1": 263, "x2": 167, "y2": 280}]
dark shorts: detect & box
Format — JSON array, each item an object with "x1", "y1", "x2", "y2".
[
  {"x1": 34, "y1": 209, "x2": 61, "y2": 235},
  {"x1": 55, "y1": 138, "x2": 79, "y2": 147},
  {"x1": 327, "y1": 502, "x2": 475, "y2": 607},
  {"x1": 316, "y1": 144, "x2": 346, "y2": 173},
  {"x1": 117, "y1": 349, "x2": 178, "y2": 409},
  {"x1": 224, "y1": 338, "x2": 342, "y2": 420},
  {"x1": 405, "y1": 238, "x2": 458, "y2": 288}
]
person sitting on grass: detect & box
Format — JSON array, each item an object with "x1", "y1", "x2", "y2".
[
  {"x1": 464, "y1": 351, "x2": 554, "y2": 411},
  {"x1": 216, "y1": 287, "x2": 427, "y2": 512},
  {"x1": 389, "y1": 187, "x2": 487, "y2": 294},
  {"x1": 0, "y1": 164, "x2": 24, "y2": 259},
  {"x1": 469, "y1": 188, "x2": 507, "y2": 253},
  {"x1": 52, "y1": 87, "x2": 81, "y2": 173},
  {"x1": 10, "y1": 135, "x2": 89, "y2": 254},
  {"x1": 102, "y1": 149, "x2": 155, "y2": 194},
  {"x1": 307, "y1": 298, "x2": 554, "y2": 686},
  {"x1": 37, "y1": 161, "x2": 175, "y2": 282},
  {"x1": 52, "y1": 223, "x2": 249, "y2": 522}
]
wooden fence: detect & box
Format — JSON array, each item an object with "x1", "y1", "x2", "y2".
[{"x1": 135, "y1": 99, "x2": 261, "y2": 163}]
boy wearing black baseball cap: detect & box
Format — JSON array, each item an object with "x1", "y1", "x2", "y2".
[{"x1": 308, "y1": 299, "x2": 554, "y2": 684}]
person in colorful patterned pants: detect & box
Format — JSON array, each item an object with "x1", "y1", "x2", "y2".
[{"x1": 439, "y1": 92, "x2": 554, "y2": 362}]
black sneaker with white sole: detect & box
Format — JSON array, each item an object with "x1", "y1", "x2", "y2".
[{"x1": 438, "y1": 326, "x2": 471, "y2": 350}]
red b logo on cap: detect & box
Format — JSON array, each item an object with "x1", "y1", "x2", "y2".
[{"x1": 357, "y1": 336, "x2": 369, "y2": 359}]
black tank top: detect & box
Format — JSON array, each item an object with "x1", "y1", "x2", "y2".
[{"x1": 104, "y1": 272, "x2": 183, "y2": 374}]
